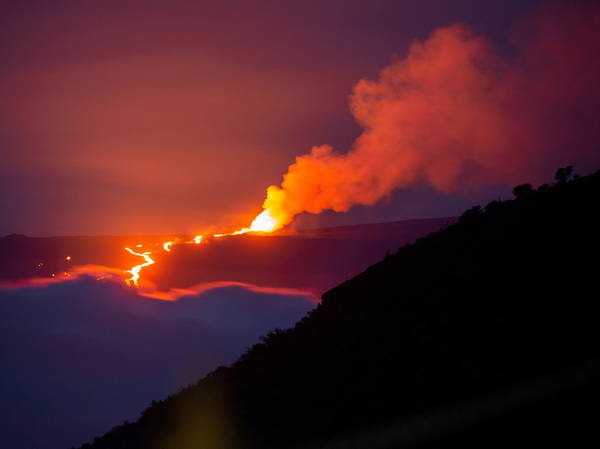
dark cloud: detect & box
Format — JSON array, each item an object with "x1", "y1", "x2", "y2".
[{"x1": 0, "y1": 275, "x2": 315, "y2": 449}]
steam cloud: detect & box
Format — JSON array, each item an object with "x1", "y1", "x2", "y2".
[{"x1": 264, "y1": 3, "x2": 600, "y2": 229}]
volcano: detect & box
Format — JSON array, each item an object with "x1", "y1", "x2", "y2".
[{"x1": 0, "y1": 217, "x2": 453, "y2": 294}]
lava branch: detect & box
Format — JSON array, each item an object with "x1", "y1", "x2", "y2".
[{"x1": 124, "y1": 247, "x2": 155, "y2": 286}]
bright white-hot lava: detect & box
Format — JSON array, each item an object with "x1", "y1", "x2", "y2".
[
  {"x1": 232, "y1": 209, "x2": 279, "y2": 234},
  {"x1": 124, "y1": 247, "x2": 155, "y2": 286}
]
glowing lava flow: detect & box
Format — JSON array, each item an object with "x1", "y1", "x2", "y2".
[
  {"x1": 124, "y1": 247, "x2": 155, "y2": 286},
  {"x1": 123, "y1": 208, "x2": 280, "y2": 287},
  {"x1": 220, "y1": 209, "x2": 278, "y2": 236},
  {"x1": 249, "y1": 209, "x2": 279, "y2": 232}
]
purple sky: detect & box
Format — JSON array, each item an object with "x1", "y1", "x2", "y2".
[{"x1": 0, "y1": 0, "x2": 547, "y2": 236}]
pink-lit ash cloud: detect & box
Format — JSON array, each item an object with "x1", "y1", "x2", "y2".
[{"x1": 261, "y1": 2, "x2": 600, "y2": 229}]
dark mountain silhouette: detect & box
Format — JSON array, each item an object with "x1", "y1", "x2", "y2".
[
  {"x1": 79, "y1": 167, "x2": 600, "y2": 449},
  {"x1": 0, "y1": 218, "x2": 451, "y2": 294}
]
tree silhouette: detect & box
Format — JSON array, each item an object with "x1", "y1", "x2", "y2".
[
  {"x1": 555, "y1": 165, "x2": 573, "y2": 184},
  {"x1": 512, "y1": 183, "x2": 534, "y2": 199},
  {"x1": 459, "y1": 205, "x2": 483, "y2": 224}
]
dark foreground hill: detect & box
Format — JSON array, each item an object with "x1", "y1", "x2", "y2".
[{"x1": 79, "y1": 169, "x2": 600, "y2": 449}]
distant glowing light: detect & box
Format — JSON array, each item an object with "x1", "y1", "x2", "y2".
[
  {"x1": 248, "y1": 209, "x2": 278, "y2": 232},
  {"x1": 66, "y1": 256, "x2": 71, "y2": 261},
  {"x1": 163, "y1": 241, "x2": 174, "y2": 252},
  {"x1": 225, "y1": 209, "x2": 279, "y2": 236}
]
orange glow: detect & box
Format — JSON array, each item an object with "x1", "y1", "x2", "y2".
[
  {"x1": 66, "y1": 256, "x2": 71, "y2": 261},
  {"x1": 124, "y1": 247, "x2": 155, "y2": 286},
  {"x1": 248, "y1": 208, "x2": 279, "y2": 232},
  {"x1": 121, "y1": 209, "x2": 283, "y2": 288},
  {"x1": 224, "y1": 209, "x2": 281, "y2": 237}
]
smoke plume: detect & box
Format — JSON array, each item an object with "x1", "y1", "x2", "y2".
[{"x1": 263, "y1": 2, "x2": 600, "y2": 229}]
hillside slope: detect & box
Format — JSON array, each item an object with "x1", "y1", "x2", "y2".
[{"x1": 79, "y1": 169, "x2": 600, "y2": 449}]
